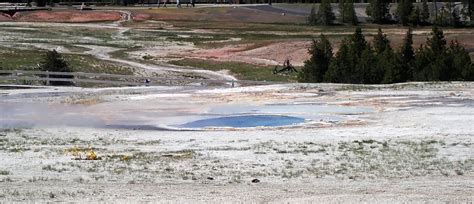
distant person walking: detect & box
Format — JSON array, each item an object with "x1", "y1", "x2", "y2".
[
  {"x1": 186, "y1": 0, "x2": 194, "y2": 7},
  {"x1": 158, "y1": 0, "x2": 167, "y2": 8}
]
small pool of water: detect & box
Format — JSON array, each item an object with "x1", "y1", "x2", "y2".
[{"x1": 179, "y1": 115, "x2": 306, "y2": 128}]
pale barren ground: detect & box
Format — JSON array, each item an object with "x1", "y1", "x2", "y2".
[{"x1": 0, "y1": 82, "x2": 473, "y2": 202}]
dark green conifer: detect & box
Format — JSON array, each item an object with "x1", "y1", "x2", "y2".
[
  {"x1": 373, "y1": 28, "x2": 390, "y2": 54},
  {"x1": 367, "y1": 0, "x2": 391, "y2": 24},
  {"x1": 397, "y1": 0, "x2": 414, "y2": 25},
  {"x1": 317, "y1": 0, "x2": 336, "y2": 25},
  {"x1": 420, "y1": 0, "x2": 431, "y2": 25},
  {"x1": 308, "y1": 6, "x2": 318, "y2": 25},
  {"x1": 399, "y1": 28, "x2": 415, "y2": 81},
  {"x1": 299, "y1": 35, "x2": 333, "y2": 83}
]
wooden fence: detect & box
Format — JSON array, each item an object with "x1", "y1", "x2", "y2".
[{"x1": 0, "y1": 70, "x2": 276, "y2": 87}]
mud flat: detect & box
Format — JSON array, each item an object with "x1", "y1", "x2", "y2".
[{"x1": 0, "y1": 82, "x2": 473, "y2": 202}]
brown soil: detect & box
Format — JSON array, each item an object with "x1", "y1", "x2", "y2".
[
  {"x1": 132, "y1": 13, "x2": 152, "y2": 21},
  {"x1": 135, "y1": 7, "x2": 305, "y2": 24},
  {"x1": 0, "y1": 13, "x2": 12, "y2": 21},
  {"x1": 190, "y1": 40, "x2": 311, "y2": 66},
  {"x1": 12, "y1": 10, "x2": 121, "y2": 23}
]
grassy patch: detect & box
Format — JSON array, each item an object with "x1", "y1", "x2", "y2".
[
  {"x1": 169, "y1": 58, "x2": 298, "y2": 82},
  {"x1": 316, "y1": 139, "x2": 473, "y2": 178},
  {"x1": 0, "y1": 47, "x2": 134, "y2": 75}
]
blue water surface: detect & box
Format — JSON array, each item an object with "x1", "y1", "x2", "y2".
[{"x1": 180, "y1": 115, "x2": 306, "y2": 128}]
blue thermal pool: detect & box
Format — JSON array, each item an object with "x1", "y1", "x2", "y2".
[{"x1": 179, "y1": 115, "x2": 306, "y2": 128}]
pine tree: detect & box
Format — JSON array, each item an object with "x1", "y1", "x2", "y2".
[
  {"x1": 410, "y1": 6, "x2": 421, "y2": 26},
  {"x1": 38, "y1": 50, "x2": 74, "y2": 86},
  {"x1": 427, "y1": 26, "x2": 446, "y2": 55},
  {"x1": 366, "y1": 0, "x2": 391, "y2": 24},
  {"x1": 413, "y1": 27, "x2": 449, "y2": 81},
  {"x1": 35, "y1": 0, "x2": 47, "y2": 7},
  {"x1": 348, "y1": 28, "x2": 368, "y2": 83},
  {"x1": 325, "y1": 28, "x2": 368, "y2": 84},
  {"x1": 413, "y1": 44, "x2": 430, "y2": 81},
  {"x1": 446, "y1": 1, "x2": 462, "y2": 27},
  {"x1": 39, "y1": 50, "x2": 72, "y2": 73},
  {"x1": 468, "y1": 0, "x2": 474, "y2": 20},
  {"x1": 349, "y1": 27, "x2": 367, "y2": 57},
  {"x1": 340, "y1": 0, "x2": 357, "y2": 25},
  {"x1": 339, "y1": 0, "x2": 346, "y2": 23},
  {"x1": 299, "y1": 35, "x2": 333, "y2": 83},
  {"x1": 447, "y1": 40, "x2": 473, "y2": 81},
  {"x1": 373, "y1": 28, "x2": 390, "y2": 54},
  {"x1": 308, "y1": 5, "x2": 318, "y2": 25},
  {"x1": 397, "y1": 0, "x2": 414, "y2": 26},
  {"x1": 344, "y1": 0, "x2": 358, "y2": 25},
  {"x1": 381, "y1": 47, "x2": 402, "y2": 83},
  {"x1": 435, "y1": 6, "x2": 450, "y2": 26},
  {"x1": 324, "y1": 39, "x2": 351, "y2": 83},
  {"x1": 357, "y1": 45, "x2": 380, "y2": 84},
  {"x1": 317, "y1": 0, "x2": 336, "y2": 25},
  {"x1": 460, "y1": 0, "x2": 471, "y2": 21},
  {"x1": 427, "y1": 27, "x2": 448, "y2": 80},
  {"x1": 399, "y1": 28, "x2": 415, "y2": 81},
  {"x1": 400, "y1": 29, "x2": 415, "y2": 64},
  {"x1": 368, "y1": 29, "x2": 402, "y2": 83},
  {"x1": 420, "y1": 0, "x2": 431, "y2": 25}
]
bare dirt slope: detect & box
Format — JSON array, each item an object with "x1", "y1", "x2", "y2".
[
  {"x1": 1, "y1": 10, "x2": 122, "y2": 23},
  {"x1": 0, "y1": 13, "x2": 12, "y2": 21},
  {"x1": 190, "y1": 40, "x2": 312, "y2": 66}
]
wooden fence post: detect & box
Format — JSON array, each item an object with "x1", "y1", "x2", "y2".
[{"x1": 46, "y1": 71, "x2": 50, "y2": 86}]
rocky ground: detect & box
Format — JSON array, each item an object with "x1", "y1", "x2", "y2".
[{"x1": 0, "y1": 82, "x2": 473, "y2": 202}]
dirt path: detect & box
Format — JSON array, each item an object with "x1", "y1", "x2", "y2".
[
  {"x1": 79, "y1": 44, "x2": 237, "y2": 81},
  {"x1": 0, "y1": 17, "x2": 238, "y2": 82}
]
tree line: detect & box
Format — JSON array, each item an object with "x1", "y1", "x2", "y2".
[
  {"x1": 309, "y1": 0, "x2": 473, "y2": 27},
  {"x1": 299, "y1": 27, "x2": 473, "y2": 84}
]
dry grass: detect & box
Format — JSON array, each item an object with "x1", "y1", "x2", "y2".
[{"x1": 134, "y1": 7, "x2": 305, "y2": 24}]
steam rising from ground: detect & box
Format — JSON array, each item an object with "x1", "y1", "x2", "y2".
[{"x1": 0, "y1": 102, "x2": 106, "y2": 128}]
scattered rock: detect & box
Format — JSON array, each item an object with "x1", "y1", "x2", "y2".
[{"x1": 251, "y1": 178, "x2": 260, "y2": 183}]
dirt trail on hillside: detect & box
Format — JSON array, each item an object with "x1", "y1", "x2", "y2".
[
  {"x1": 0, "y1": 12, "x2": 238, "y2": 82},
  {"x1": 80, "y1": 44, "x2": 237, "y2": 81}
]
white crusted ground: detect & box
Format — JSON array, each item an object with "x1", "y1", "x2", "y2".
[{"x1": 0, "y1": 82, "x2": 473, "y2": 202}]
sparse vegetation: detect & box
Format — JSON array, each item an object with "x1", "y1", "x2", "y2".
[
  {"x1": 0, "y1": 170, "x2": 10, "y2": 175},
  {"x1": 0, "y1": 47, "x2": 134, "y2": 75},
  {"x1": 169, "y1": 58, "x2": 298, "y2": 82}
]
